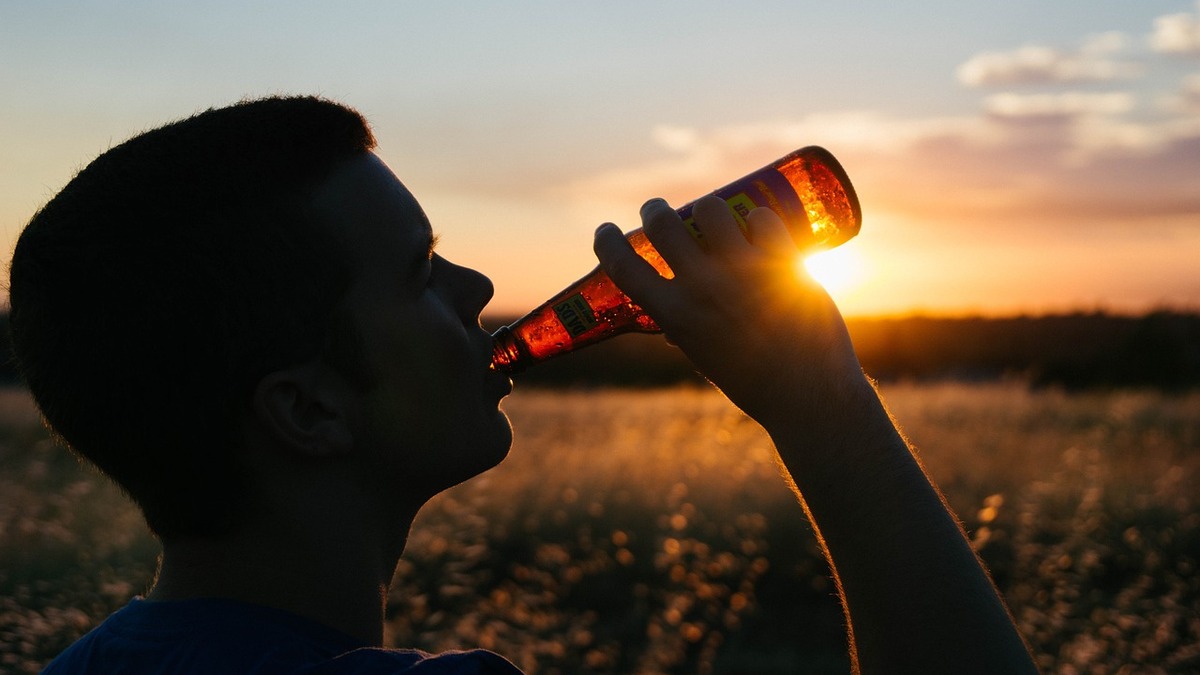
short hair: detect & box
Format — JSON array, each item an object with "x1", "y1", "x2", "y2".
[{"x1": 8, "y1": 96, "x2": 377, "y2": 539}]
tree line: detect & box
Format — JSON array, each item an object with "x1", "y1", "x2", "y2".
[
  {"x1": 481, "y1": 310, "x2": 1200, "y2": 391},
  {"x1": 1, "y1": 310, "x2": 1196, "y2": 391}
]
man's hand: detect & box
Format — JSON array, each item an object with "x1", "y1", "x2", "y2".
[{"x1": 593, "y1": 195, "x2": 868, "y2": 431}]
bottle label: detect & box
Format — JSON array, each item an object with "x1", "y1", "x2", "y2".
[
  {"x1": 677, "y1": 168, "x2": 807, "y2": 241},
  {"x1": 681, "y1": 192, "x2": 758, "y2": 239},
  {"x1": 553, "y1": 293, "x2": 599, "y2": 338}
]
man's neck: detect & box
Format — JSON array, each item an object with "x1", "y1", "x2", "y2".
[{"x1": 147, "y1": 516, "x2": 411, "y2": 646}]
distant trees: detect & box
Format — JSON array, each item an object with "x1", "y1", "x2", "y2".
[
  {"x1": 0, "y1": 313, "x2": 13, "y2": 385},
  {"x1": 848, "y1": 311, "x2": 1200, "y2": 390},
  {"x1": 481, "y1": 311, "x2": 1200, "y2": 391},
  {"x1": 1, "y1": 311, "x2": 1196, "y2": 390},
  {"x1": 849, "y1": 314, "x2": 1075, "y2": 382}
]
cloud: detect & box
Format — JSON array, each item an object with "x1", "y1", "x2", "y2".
[
  {"x1": 983, "y1": 91, "x2": 1136, "y2": 120},
  {"x1": 563, "y1": 113, "x2": 996, "y2": 215},
  {"x1": 1150, "y1": 2, "x2": 1200, "y2": 55},
  {"x1": 568, "y1": 13, "x2": 1200, "y2": 245},
  {"x1": 566, "y1": 103, "x2": 1200, "y2": 237},
  {"x1": 1181, "y1": 73, "x2": 1200, "y2": 110},
  {"x1": 1155, "y1": 71, "x2": 1200, "y2": 114},
  {"x1": 957, "y1": 33, "x2": 1142, "y2": 86}
]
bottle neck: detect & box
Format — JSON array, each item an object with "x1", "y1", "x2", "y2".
[{"x1": 490, "y1": 326, "x2": 527, "y2": 374}]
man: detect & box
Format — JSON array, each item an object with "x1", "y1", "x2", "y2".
[{"x1": 10, "y1": 97, "x2": 1036, "y2": 673}]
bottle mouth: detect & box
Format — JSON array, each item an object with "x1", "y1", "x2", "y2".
[
  {"x1": 490, "y1": 326, "x2": 525, "y2": 374},
  {"x1": 805, "y1": 146, "x2": 862, "y2": 250}
]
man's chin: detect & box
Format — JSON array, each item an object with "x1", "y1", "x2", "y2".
[
  {"x1": 477, "y1": 424, "x2": 514, "y2": 474},
  {"x1": 432, "y1": 428, "x2": 513, "y2": 494}
]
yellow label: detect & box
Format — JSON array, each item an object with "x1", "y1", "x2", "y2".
[
  {"x1": 681, "y1": 192, "x2": 756, "y2": 239},
  {"x1": 553, "y1": 293, "x2": 598, "y2": 338},
  {"x1": 726, "y1": 192, "x2": 756, "y2": 225}
]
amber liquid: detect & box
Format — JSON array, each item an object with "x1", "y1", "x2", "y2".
[{"x1": 492, "y1": 146, "x2": 861, "y2": 374}]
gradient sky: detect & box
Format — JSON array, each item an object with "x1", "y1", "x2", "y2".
[{"x1": 2, "y1": 1, "x2": 1198, "y2": 317}]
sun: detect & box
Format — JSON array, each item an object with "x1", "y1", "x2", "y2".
[{"x1": 799, "y1": 245, "x2": 865, "y2": 296}]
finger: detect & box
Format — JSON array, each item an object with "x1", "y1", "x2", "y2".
[
  {"x1": 639, "y1": 198, "x2": 707, "y2": 280},
  {"x1": 593, "y1": 222, "x2": 669, "y2": 308},
  {"x1": 744, "y1": 206, "x2": 796, "y2": 258},
  {"x1": 691, "y1": 194, "x2": 750, "y2": 254}
]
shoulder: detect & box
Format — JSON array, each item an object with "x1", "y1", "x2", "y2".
[
  {"x1": 300, "y1": 648, "x2": 524, "y2": 675},
  {"x1": 41, "y1": 598, "x2": 524, "y2": 675},
  {"x1": 41, "y1": 598, "x2": 368, "y2": 674}
]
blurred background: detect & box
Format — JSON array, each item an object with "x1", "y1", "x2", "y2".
[
  {"x1": 3, "y1": 0, "x2": 1198, "y2": 318},
  {"x1": 2, "y1": 2, "x2": 1199, "y2": 673}
]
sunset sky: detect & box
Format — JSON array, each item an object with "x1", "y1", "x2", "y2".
[{"x1": 2, "y1": 1, "x2": 1198, "y2": 318}]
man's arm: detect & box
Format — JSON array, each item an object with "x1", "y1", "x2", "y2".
[{"x1": 594, "y1": 196, "x2": 1037, "y2": 674}]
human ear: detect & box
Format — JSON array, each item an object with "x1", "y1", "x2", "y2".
[{"x1": 252, "y1": 364, "x2": 354, "y2": 458}]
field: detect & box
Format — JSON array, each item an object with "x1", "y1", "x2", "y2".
[{"x1": 1, "y1": 383, "x2": 1198, "y2": 673}]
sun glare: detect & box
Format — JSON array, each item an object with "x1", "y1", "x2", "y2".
[{"x1": 801, "y1": 246, "x2": 865, "y2": 295}]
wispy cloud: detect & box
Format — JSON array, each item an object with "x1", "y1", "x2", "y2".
[
  {"x1": 983, "y1": 91, "x2": 1136, "y2": 120},
  {"x1": 571, "y1": 98, "x2": 1199, "y2": 223},
  {"x1": 956, "y1": 33, "x2": 1141, "y2": 87},
  {"x1": 569, "y1": 11, "x2": 1200, "y2": 239},
  {"x1": 1150, "y1": 1, "x2": 1200, "y2": 55},
  {"x1": 1175, "y1": 73, "x2": 1200, "y2": 112}
]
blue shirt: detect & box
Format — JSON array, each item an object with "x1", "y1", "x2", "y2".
[{"x1": 42, "y1": 598, "x2": 523, "y2": 674}]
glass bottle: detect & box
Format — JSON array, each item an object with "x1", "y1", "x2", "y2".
[{"x1": 491, "y1": 146, "x2": 861, "y2": 374}]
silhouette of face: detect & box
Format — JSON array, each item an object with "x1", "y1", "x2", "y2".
[{"x1": 310, "y1": 153, "x2": 512, "y2": 503}]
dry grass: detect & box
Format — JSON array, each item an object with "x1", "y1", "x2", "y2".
[{"x1": 2, "y1": 384, "x2": 1198, "y2": 673}]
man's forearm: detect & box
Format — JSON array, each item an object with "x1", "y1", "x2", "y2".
[
  {"x1": 592, "y1": 198, "x2": 1037, "y2": 672},
  {"x1": 767, "y1": 377, "x2": 1037, "y2": 674}
]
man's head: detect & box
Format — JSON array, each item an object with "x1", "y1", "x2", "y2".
[
  {"x1": 8, "y1": 97, "x2": 380, "y2": 538},
  {"x1": 298, "y1": 154, "x2": 512, "y2": 512}
]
